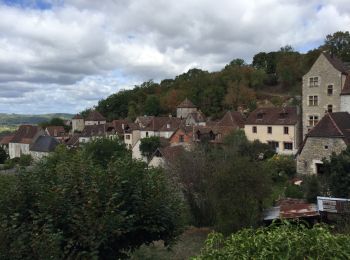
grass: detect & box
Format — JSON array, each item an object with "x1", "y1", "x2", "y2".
[{"x1": 130, "y1": 227, "x2": 211, "y2": 260}]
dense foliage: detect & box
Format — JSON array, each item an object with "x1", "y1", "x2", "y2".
[
  {"x1": 0, "y1": 146, "x2": 8, "y2": 164},
  {"x1": 168, "y1": 130, "x2": 274, "y2": 234},
  {"x1": 139, "y1": 136, "x2": 161, "y2": 160},
  {"x1": 0, "y1": 142, "x2": 184, "y2": 259},
  {"x1": 92, "y1": 32, "x2": 350, "y2": 120},
  {"x1": 195, "y1": 222, "x2": 350, "y2": 259}
]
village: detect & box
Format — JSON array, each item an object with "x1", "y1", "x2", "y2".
[{"x1": 0, "y1": 52, "x2": 349, "y2": 173}]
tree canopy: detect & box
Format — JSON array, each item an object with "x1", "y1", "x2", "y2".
[{"x1": 0, "y1": 143, "x2": 184, "y2": 259}]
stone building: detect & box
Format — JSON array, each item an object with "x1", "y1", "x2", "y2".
[
  {"x1": 176, "y1": 98, "x2": 197, "y2": 119},
  {"x1": 302, "y1": 52, "x2": 349, "y2": 137},
  {"x1": 84, "y1": 110, "x2": 106, "y2": 126},
  {"x1": 297, "y1": 112, "x2": 350, "y2": 175},
  {"x1": 72, "y1": 114, "x2": 85, "y2": 132}
]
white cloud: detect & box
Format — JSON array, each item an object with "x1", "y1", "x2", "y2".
[{"x1": 0, "y1": 0, "x2": 349, "y2": 114}]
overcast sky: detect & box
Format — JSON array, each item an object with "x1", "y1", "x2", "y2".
[{"x1": 0, "y1": 0, "x2": 349, "y2": 114}]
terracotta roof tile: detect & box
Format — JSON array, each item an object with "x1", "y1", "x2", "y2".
[
  {"x1": 85, "y1": 110, "x2": 106, "y2": 121},
  {"x1": 0, "y1": 134, "x2": 14, "y2": 145},
  {"x1": 11, "y1": 125, "x2": 42, "y2": 144},
  {"x1": 81, "y1": 125, "x2": 106, "y2": 137},
  {"x1": 177, "y1": 98, "x2": 197, "y2": 108},
  {"x1": 246, "y1": 106, "x2": 298, "y2": 125},
  {"x1": 216, "y1": 111, "x2": 245, "y2": 128},
  {"x1": 46, "y1": 126, "x2": 65, "y2": 137}
]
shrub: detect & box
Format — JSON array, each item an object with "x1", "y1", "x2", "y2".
[{"x1": 195, "y1": 222, "x2": 350, "y2": 259}]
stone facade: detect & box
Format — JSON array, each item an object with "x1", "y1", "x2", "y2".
[
  {"x1": 297, "y1": 137, "x2": 347, "y2": 175},
  {"x1": 302, "y1": 53, "x2": 346, "y2": 137},
  {"x1": 72, "y1": 118, "x2": 84, "y2": 132},
  {"x1": 176, "y1": 107, "x2": 197, "y2": 119}
]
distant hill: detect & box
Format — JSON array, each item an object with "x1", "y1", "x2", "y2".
[{"x1": 0, "y1": 113, "x2": 74, "y2": 125}]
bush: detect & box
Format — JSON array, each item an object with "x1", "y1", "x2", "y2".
[
  {"x1": 18, "y1": 154, "x2": 32, "y2": 166},
  {"x1": 0, "y1": 146, "x2": 184, "y2": 259},
  {"x1": 0, "y1": 146, "x2": 8, "y2": 164},
  {"x1": 195, "y1": 223, "x2": 350, "y2": 259},
  {"x1": 285, "y1": 184, "x2": 304, "y2": 199},
  {"x1": 267, "y1": 155, "x2": 296, "y2": 181}
]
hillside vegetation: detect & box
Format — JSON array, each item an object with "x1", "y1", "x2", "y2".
[
  {"x1": 0, "y1": 113, "x2": 73, "y2": 126},
  {"x1": 94, "y1": 31, "x2": 350, "y2": 121}
]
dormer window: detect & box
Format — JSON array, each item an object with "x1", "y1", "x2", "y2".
[
  {"x1": 257, "y1": 113, "x2": 264, "y2": 119},
  {"x1": 309, "y1": 77, "x2": 319, "y2": 87},
  {"x1": 196, "y1": 130, "x2": 201, "y2": 140},
  {"x1": 209, "y1": 131, "x2": 215, "y2": 141},
  {"x1": 279, "y1": 112, "x2": 288, "y2": 119}
]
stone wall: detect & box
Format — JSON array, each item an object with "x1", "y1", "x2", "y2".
[{"x1": 297, "y1": 137, "x2": 347, "y2": 174}]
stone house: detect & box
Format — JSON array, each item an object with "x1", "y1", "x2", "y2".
[
  {"x1": 148, "y1": 146, "x2": 184, "y2": 168},
  {"x1": 297, "y1": 112, "x2": 350, "y2": 175},
  {"x1": 79, "y1": 124, "x2": 106, "y2": 144},
  {"x1": 84, "y1": 110, "x2": 106, "y2": 126},
  {"x1": 176, "y1": 98, "x2": 197, "y2": 119},
  {"x1": 45, "y1": 126, "x2": 66, "y2": 141},
  {"x1": 9, "y1": 125, "x2": 44, "y2": 159},
  {"x1": 123, "y1": 123, "x2": 140, "y2": 150},
  {"x1": 245, "y1": 106, "x2": 301, "y2": 155},
  {"x1": 72, "y1": 114, "x2": 85, "y2": 132},
  {"x1": 302, "y1": 52, "x2": 350, "y2": 137},
  {"x1": 185, "y1": 110, "x2": 206, "y2": 126},
  {"x1": 30, "y1": 135, "x2": 60, "y2": 160},
  {"x1": 136, "y1": 116, "x2": 182, "y2": 139}
]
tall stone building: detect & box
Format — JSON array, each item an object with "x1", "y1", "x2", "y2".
[
  {"x1": 176, "y1": 98, "x2": 197, "y2": 119},
  {"x1": 302, "y1": 52, "x2": 349, "y2": 137}
]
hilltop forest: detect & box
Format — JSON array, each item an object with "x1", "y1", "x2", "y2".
[{"x1": 94, "y1": 31, "x2": 350, "y2": 121}]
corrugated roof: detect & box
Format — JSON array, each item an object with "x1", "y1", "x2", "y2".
[{"x1": 30, "y1": 136, "x2": 60, "y2": 153}]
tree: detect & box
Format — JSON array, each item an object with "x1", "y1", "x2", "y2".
[
  {"x1": 82, "y1": 138, "x2": 129, "y2": 168},
  {"x1": 144, "y1": 95, "x2": 161, "y2": 116},
  {"x1": 0, "y1": 146, "x2": 184, "y2": 259},
  {"x1": 0, "y1": 147, "x2": 8, "y2": 164},
  {"x1": 324, "y1": 31, "x2": 350, "y2": 62},
  {"x1": 139, "y1": 137, "x2": 161, "y2": 161},
  {"x1": 322, "y1": 148, "x2": 350, "y2": 198}
]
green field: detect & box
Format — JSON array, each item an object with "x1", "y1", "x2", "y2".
[{"x1": 0, "y1": 125, "x2": 18, "y2": 134}]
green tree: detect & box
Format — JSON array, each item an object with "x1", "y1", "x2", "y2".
[
  {"x1": 324, "y1": 31, "x2": 350, "y2": 61},
  {"x1": 82, "y1": 138, "x2": 128, "y2": 168},
  {"x1": 0, "y1": 146, "x2": 184, "y2": 259},
  {"x1": 139, "y1": 136, "x2": 161, "y2": 160},
  {"x1": 144, "y1": 95, "x2": 161, "y2": 116}
]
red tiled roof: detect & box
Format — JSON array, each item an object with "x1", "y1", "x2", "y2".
[
  {"x1": 177, "y1": 98, "x2": 197, "y2": 108},
  {"x1": 46, "y1": 126, "x2": 65, "y2": 137},
  {"x1": 85, "y1": 110, "x2": 106, "y2": 121},
  {"x1": 246, "y1": 106, "x2": 298, "y2": 126},
  {"x1": 157, "y1": 145, "x2": 184, "y2": 163},
  {"x1": 81, "y1": 125, "x2": 106, "y2": 137},
  {"x1": 111, "y1": 119, "x2": 132, "y2": 134},
  {"x1": 187, "y1": 110, "x2": 206, "y2": 123},
  {"x1": 0, "y1": 134, "x2": 14, "y2": 145},
  {"x1": 143, "y1": 117, "x2": 182, "y2": 131},
  {"x1": 11, "y1": 125, "x2": 42, "y2": 144},
  {"x1": 216, "y1": 111, "x2": 245, "y2": 128}
]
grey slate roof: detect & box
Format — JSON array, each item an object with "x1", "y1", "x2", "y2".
[{"x1": 30, "y1": 136, "x2": 60, "y2": 153}]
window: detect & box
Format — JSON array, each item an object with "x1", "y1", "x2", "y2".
[
  {"x1": 284, "y1": 142, "x2": 293, "y2": 150},
  {"x1": 308, "y1": 95, "x2": 318, "y2": 106},
  {"x1": 327, "y1": 104, "x2": 333, "y2": 113},
  {"x1": 268, "y1": 141, "x2": 279, "y2": 151},
  {"x1": 327, "y1": 85, "x2": 333, "y2": 95},
  {"x1": 308, "y1": 115, "x2": 319, "y2": 126},
  {"x1": 146, "y1": 132, "x2": 149, "y2": 137},
  {"x1": 324, "y1": 145, "x2": 328, "y2": 150},
  {"x1": 252, "y1": 126, "x2": 257, "y2": 133},
  {"x1": 125, "y1": 134, "x2": 131, "y2": 140},
  {"x1": 179, "y1": 135, "x2": 184, "y2": 143},
  {"x1": 309, "y1": 77, "x2": 319, "y2": 87},
  {"x1": 267, "y1": 126, "x2": 272, "y2": 134},
  {"x1": 284, "y1": 126, "x2": 289, "y2": 135}
]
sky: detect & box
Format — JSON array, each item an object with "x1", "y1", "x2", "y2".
[{"x1": 0, "y1": 0, "x2": 349, "y2": 114}]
